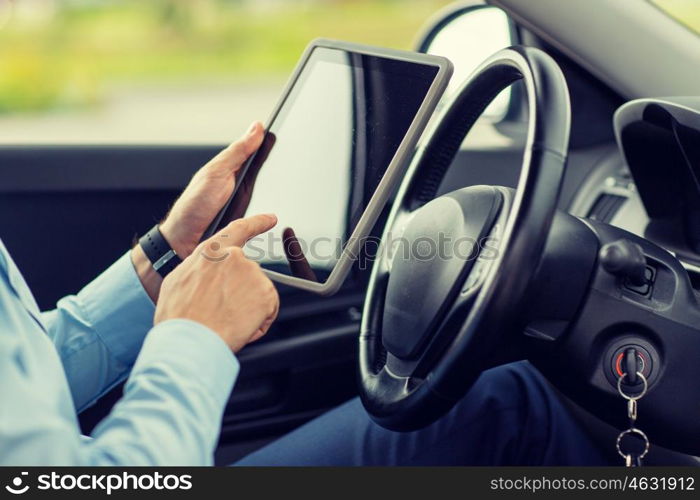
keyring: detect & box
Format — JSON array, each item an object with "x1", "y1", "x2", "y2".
[
  {"x1": 617, "y1": 371, "x2": 648, "y2": 400},
  {"x1": 616, "y1": 427, "x2": 650, "y2": 460}
]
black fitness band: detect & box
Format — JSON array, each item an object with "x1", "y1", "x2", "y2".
[{"x1": 138, "y1": 225, "x2": 182, "y2": 278}]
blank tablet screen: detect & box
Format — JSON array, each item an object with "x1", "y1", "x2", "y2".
[{"x1": 210, "y1": 45, "x2": 440, "y2": 284}]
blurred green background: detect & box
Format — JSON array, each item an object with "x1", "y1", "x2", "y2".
[
  {"x1": 651, "y1": 0, "x2": 700, "y2": 36},
  {"x1": 0, "y1": 0, "x2": 451, "y2": 115},
  {"x1": 0, "y1": 0, "x2": 697, "y2": 144}
]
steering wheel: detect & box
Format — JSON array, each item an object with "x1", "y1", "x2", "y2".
[{"x1": 359, "y1": 46, "x2": 571, "y2": 431}]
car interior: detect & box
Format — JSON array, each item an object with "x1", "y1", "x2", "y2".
[{"x1": 2, "y1": 0, "x2": 700, "y2": 466}]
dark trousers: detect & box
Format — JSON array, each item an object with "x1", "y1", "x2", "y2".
[{"x1": 235, "y1": 361, "x2": 611, "y2": 466}]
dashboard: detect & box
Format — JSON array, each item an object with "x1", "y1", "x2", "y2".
[
  {"x1": 570, "y1": 148, "x2": 648, "y2": 237},
  {"x1": 571, "y1": 97, "x2": 700, "y2": 287}
]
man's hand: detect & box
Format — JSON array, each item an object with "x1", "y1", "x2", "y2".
[
  {"x1": 132, "y1": 122, "x2": 264, "y2": 301},
  {"x1": 160, "y1": 121, "x2": 265, "y2": 259},
  {"x1": 154, "y1": 214, "x2": 280, "y2": 352}
]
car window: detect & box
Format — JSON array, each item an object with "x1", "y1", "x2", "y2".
[
  {"x1": 420, "y1": 6, "x2": 523, "y2": 149},
  {"x1": 0, "y1": 0, "x2": 450, "y2": 145},
  {"x1": 649, "y1": 0, "x2": 700, "y2": 35},
  {"x1": 426, "y1": 7, "x2": 513, "y2": 121}
]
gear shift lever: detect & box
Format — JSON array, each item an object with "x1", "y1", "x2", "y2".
[{"x1": 599, "y1": 239, "x2": 647, "y2": 286}]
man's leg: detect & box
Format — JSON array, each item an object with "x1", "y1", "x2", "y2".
[{"x1": 235, "y1": 361, "x2": 611, "y2": 466}]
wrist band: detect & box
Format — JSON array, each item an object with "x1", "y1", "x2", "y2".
[{"x1": 138, "y1": 225, "x2": 182, "y2": 278}]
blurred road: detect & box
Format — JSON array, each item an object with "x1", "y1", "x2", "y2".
[{"x1": 0, "y1": 80, "x2": 285, "y2": 145}]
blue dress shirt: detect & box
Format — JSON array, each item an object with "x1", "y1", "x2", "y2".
[{"x1": 0, "y1": 239, "x2": 239, "y2": 465}]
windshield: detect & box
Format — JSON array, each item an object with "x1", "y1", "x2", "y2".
[{"x1": 649, "y1": 0, "x2": 700, "y2": 35}]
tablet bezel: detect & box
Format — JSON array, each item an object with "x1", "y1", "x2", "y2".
[{"x1": 208, "y1": 38, "x2": 452, "y2": 295}]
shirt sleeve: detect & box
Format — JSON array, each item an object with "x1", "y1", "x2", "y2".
[
  {"x1": 42, "y1": 251, "x2": 156, "y2": 411},
  {"x1": 87, "y1": 320, "x2": 239, "y2": 465},
  {"x1": 1, "y1": 317, "x2": 239, "y2": 466}
]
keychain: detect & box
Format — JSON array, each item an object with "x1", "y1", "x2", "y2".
[{"x1": 615, "y1": 370, "x2": 650, "y2": 467}]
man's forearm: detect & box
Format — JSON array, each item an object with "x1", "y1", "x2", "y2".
[
  {"x1": 131, "y1": 244, "x2": 163, "y2": 303},
  {"x1": 131, "y1": 223, "x2": 197, "y2": 303},
  {"x1": 43, "y1": 252, "x2": 157, "y2": 410},
  {"x1": 2, "y1": 319, "x2": 238, "y2": 466}
]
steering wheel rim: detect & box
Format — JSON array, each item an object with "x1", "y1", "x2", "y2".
[{"x1": 359, "y1": 46, "x2": 571, "y2": 431}]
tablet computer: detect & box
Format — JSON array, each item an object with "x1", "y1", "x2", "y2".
[{"x1": 204, "y1": 38, "x2": 452, "y2": 295}]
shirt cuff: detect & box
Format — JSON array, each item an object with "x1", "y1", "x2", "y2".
[
  {"x1": 132, "y1": 319, "x2": 239, "y2": 410},
  {"x1": 77, "y1": 251, "x2": 155, "y2": 366}
]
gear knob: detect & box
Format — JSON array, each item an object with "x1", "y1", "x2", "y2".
[{"x1": 599, "y1": 239, "x2": 647, "y2": 286}]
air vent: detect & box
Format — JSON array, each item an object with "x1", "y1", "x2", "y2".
[{"x1": 588, "y1": 193, "x2": 627, "y2": 223}]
